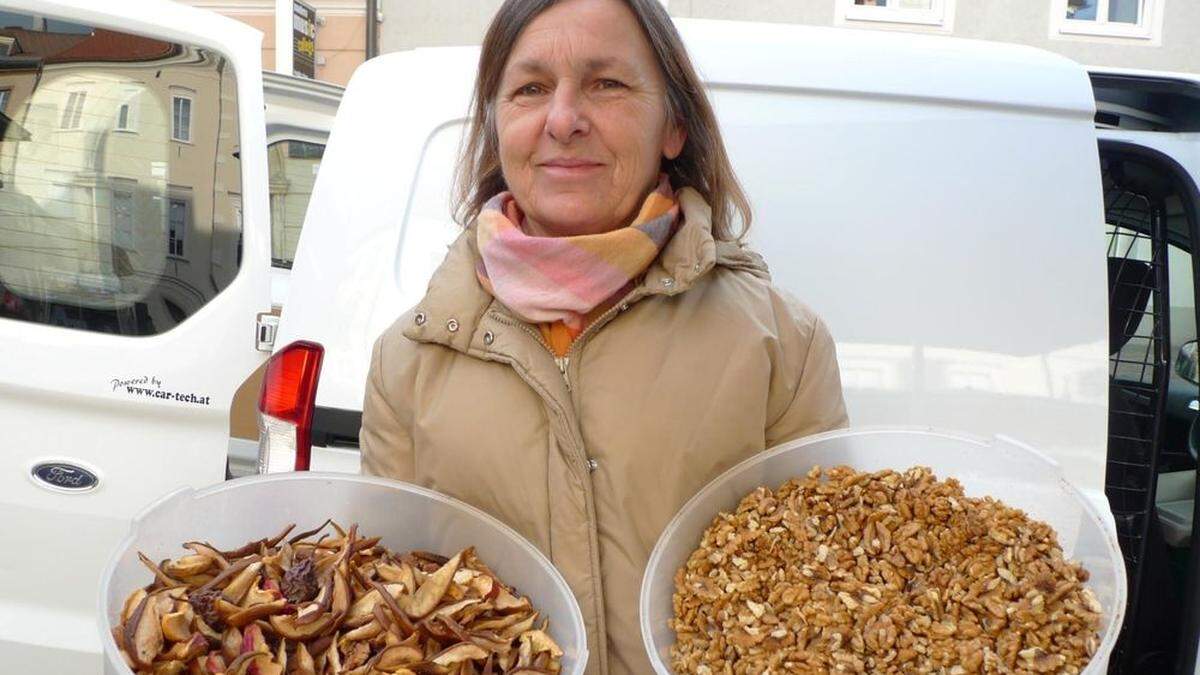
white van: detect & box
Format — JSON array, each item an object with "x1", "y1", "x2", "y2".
[
  {"x1": 0, "y1": 1, "x2": 340, "y2": 671},
  {"x1": 261, "y1": 20, "x2": 1200, "y2": 673}
]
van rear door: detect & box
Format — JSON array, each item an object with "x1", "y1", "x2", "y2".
[
  {"x1": 0, "y1": 1, "x2": 270, "y2": 671},
  {"x1": 1089, "y1": 68, "x2": 1200, "y2": 673}
]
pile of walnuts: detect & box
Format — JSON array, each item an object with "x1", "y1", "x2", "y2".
[{"x1": 670, "y1": 466, "x2": 1102, "y2": 674}]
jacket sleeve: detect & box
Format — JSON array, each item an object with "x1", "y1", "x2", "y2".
[
  {"x1": 359, "y1": 329, "x2": 416, "y2": 480},
  {"x1": 765, "y1": 295, "x2": 850, "y2": 448}
]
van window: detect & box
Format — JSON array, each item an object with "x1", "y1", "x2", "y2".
[
  {"x1": 0, "y1": 14, "x2": 242, "y2": 335},
  {"x1": 268, "y1": 139, "x2": 323, "y2": 268}
]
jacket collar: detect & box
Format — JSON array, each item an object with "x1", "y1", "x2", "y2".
[{"x1": 403, "y1": 187, "x2": 769, "y2": 353}]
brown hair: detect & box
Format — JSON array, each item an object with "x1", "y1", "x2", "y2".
[{"x1": 453, "y1": 0, "x2": 752, "y2": 241}]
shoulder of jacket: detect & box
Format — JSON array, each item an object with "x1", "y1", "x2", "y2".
[{"x1": 371, "y1": 310, "x2": 438, "y2": 377}]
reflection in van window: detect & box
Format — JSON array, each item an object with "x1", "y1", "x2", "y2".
[
  {"x1": 0, "y1": 14, "x2": 242, "y2": 335},
  {"x1": 268, "y1": 139, "x2": 323, "y2": 268}
]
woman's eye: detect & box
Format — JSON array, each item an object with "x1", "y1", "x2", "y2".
[
  {"x1": 596, "y1": 79, "x2": 626, "y2": 90},
  {"x1": 514, "y1": 83, "x2": 545, "y2": 97}
]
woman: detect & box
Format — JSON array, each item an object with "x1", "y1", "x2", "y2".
[{"x1": 359, "y1": 0, "x2": 848, "y2": 672}]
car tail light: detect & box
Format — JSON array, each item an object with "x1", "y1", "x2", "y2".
[{"x1": 257, "y1": 340, "x2": 324, "y2": 473}]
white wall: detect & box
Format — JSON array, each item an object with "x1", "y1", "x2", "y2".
[{"x1": 378, "y1": 0, "x2": 1200, "y2": 73}]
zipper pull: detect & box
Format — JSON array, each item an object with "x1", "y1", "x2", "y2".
[{"x1": 555, "y1": 356, "x2": 571, "y2": 390}]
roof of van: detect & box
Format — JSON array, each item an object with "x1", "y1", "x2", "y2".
[{"x1": 673, "y1": 19, "x2": 1095, "y2": 116}]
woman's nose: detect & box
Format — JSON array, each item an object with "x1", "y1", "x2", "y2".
[{"x1": 545, "y1": 85, "x2": 589, "y2": 143}]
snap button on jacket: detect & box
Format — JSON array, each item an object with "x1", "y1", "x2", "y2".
[{"x1": 360, "y1": 188, "x2": 850, "y2": 674}]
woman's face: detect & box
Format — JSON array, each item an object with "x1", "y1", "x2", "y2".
[{"x1": 495, "y1": 0, "x2": 686, "y2": 237}]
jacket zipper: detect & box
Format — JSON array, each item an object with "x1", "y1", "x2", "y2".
[
  {"x1": 559, "y1": 287, "x2": 644, "y2": 388},
  {"x1": 486, "y1": 311, "x2": 574, "y2": 389}
]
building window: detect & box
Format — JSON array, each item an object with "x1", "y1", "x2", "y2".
[
  {"x1": 111, "y1": 190, "x2": 134, "y2": 250},
  {"x1": 168, "y1": 198, "x2": 188, "y2": 257},
  {"x1": 837, "y1": 0, "x2": 954, "y2": 27},
  {"x1": 171, "y1": 95, "x2": 192, "y2": 142},
  {"x1": 60, "y1": 90, "x2": 86, "y2": 129},
  {"x1": 0, "y1": 89, "x2": 9, "y2": 112},
  {"x1": 1053, "y1": 0, "x2": 1160, "y2": 40}
]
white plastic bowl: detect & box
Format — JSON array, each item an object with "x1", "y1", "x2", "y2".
[
  {"x1": 98, "y1": 472, "x2": 588, "y2": 675},
  {"x1": 640, "y1": 427, "x2": 1126, "y2": 674}
]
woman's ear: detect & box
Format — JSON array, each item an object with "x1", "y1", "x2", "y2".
[{"x1": 662, "y1": 120, "x2": 686, "y2": 161}]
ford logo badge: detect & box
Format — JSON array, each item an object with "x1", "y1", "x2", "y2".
[{"x1": 31, "y1": 462, "x2": 99, "y2": 493}]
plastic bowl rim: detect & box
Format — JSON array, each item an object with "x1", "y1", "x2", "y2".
[
  {"x1": 97, "y1": 471, "x2": 589, "y2": 673},
  {"x1": 638, "y1": 425, "x2": 1127, "y2": 674}
]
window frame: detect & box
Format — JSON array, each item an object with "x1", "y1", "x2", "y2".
[
  {"x1": 267, "y1": 137, "x2": 326, "y2": 269},
  {"x1": 110, "y1": 186, "x2": 135, "y2": 251},
  {"x1": 1051, "y1": 0, "x2": 1160, "y2": 40},
  {"x1": 167, "y1": 196, "x2": 189, "y2": 259},
  {"x1": 170, "y1": 93, "x2": 193, "y2": 143},
  {"x1": 836, "y1": 0, "x2": 954, "y2": 28},
  {"x1": 114, "y1": 90, "x2": 139, "y2": 133},
  {"x1": 59, "y1": 90, "x2": 87, "y2": 130}
]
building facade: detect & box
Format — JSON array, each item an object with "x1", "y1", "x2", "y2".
[
  {"x1": 379, "y1": 0, "x2": 1199, "y2": 74},
  {"x1": 182, "y1": 0, "x2": 368, "y2": 86}
]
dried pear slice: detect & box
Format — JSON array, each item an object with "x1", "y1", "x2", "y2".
[
  {"x1": 227, "y1": 599, "x2": 287, "y2": 628},
  {"x1": 163, "y1": 633, "x2": 208, "y2": 662},
  {"x1": 401, "y1": 552, "x2": 462, "y2": 619},
  {"x1": 292, "y1": 642, "x2": 316, "y2": 675},
  {"x1": 431, "y1": 643, "x2": 488, "y2": 667},
  {"x1": 121, "y1": 588, "x2": 148, "y2": 624},
  {"x1": 127, "y1": 593, "x2": 164, "y2": 668},
  {"x1": 220, "y1": 626, "x2": 242, "y2": 662},
  {"x1": 519, "y1": 630, "x2": 563, "y2": 658},
  {"x1": 151, "y1": 660, "x2": 186, "y2": 675},
  {"x1": 221, "y1": 561, "x2": 264, "y2": 605},
  {"x1": 161, "y1": 609, "x2": 193, "y2": 643},
  {"x1": 268, "y1": 610, "x2": 334, "y2": 641},
  {"x1": 165, "y1": 554, "x2": 213, "y2": 578},
  {"x1": 374, "y1": 643, "x2": 425, "y2": 670},
  {"x1": 345, "y1": 583, "x2": 406, "y2": 627}
]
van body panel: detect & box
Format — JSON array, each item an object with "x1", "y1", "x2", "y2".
[
  {"x1": 0, "y1": 1, "x2": 270, "y2": 671},
  {"x1": 278, "y1": 22, "x2": 1110, "y2": 507}
]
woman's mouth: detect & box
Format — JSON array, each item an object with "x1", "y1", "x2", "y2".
[{"x1": 538, "y1": 158, "x2": 605, "y2": 177}]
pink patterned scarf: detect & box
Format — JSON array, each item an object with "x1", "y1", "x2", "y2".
[{"x1": 475, "y1": 175, "x2": 680, "y2": 336}]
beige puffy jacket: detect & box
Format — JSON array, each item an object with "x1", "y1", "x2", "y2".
[{"x1": 359, "y1": 187, "x2": 849, "y2": 674}]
